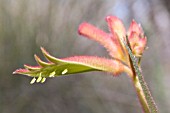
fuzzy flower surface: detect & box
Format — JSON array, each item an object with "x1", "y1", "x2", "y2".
[{"x1": 13, "y1": 16, "x2": 147, "y2": 84}]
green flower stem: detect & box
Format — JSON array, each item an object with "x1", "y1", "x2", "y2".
[
  {"x1": 127, "y1": 46, "x2": 158, "y2": 113},
  {"x1": 133, "y1": 75, "x2": 150, "y2": 113},
  {"x1": 121, "y1": 37, "x2": 158, "y2": 113},
  {"x1": 133, "y1": 69, "x2": 158, "y2": 113}
]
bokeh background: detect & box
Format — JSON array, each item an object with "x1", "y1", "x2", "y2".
[{"x1": 0, "y1": 0, "x2": 170, "y2": 113}]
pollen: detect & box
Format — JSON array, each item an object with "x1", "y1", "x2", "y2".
[
  {"x1": 30, "y1": 77, "x2": 36, "y2": 84},
  {"x1": 49, "y1": 71, "x2": 55, "y2": 77},
  {"x1": 41, "y1": 77, "x2": 46, "y2": 83},
  {"x1": 61, "y1": 69, "x2": 68, "y2": 75},
  {"x1": 36, "y1": 74, "x2": 42, "y2": 83}
]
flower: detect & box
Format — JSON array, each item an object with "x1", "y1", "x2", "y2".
[
  {"x1": 127, "y1": 20, "x2": 147, "y2": 56},
  {"x1": 13, "y1": 15, "x2": 147, "y2": 84}
]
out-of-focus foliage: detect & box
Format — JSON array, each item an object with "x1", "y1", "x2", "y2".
[{"x1": 0, "y1": 0, "x2": 170, "y2": 113}]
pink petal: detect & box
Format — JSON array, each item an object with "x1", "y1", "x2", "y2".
[
  {"x1": 128, "y1": 31, "x2": 147, "y2": 56},
  {"x1": 24, "y1": 64, "x2": 41, "y2": 70},
  {"x1": 78, "y1": 22, "x2": 124, "y2": 60},
  {"x1": 13, "y1": 69, "x2": 30, "y2": 74},
  {"x1": 128, "y1": 31, "x2": 139, "y2": 47},
  {"x1": 106, "y1": 16, "x2": 126, "y2": 39},
  {"x1": 63, "y1": 56, "x2": 132, "y2": 76},
  {"x1": 127, "y1": 20, "x2": 143, "y2": 36}
]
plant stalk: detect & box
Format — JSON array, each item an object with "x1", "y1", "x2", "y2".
[
  {"x1": 129, "y1": 53, "x2": 158, "y2": 113},
  {"x1": 122, "y1": 36, "x2": 158, "y2": 113},
  {"x1": 132, "y1": 75, "x2": 150, "y2": 113}
]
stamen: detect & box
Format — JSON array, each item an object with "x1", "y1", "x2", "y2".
[
  {"x1": 49, "y1": 71, "x2": 55, "y2": 77},
  {"x1": 30, "y1": 77, "x2": 36, "y2": 84},
  {"x1": 61, "y1": 69, "x2": 68, "y2": 75}
]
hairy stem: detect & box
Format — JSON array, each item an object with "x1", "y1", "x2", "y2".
[
  {"x1": 121, "y1": 37, "x2": 158, "y2": 113},
  {"x1": 133, "y1": 75, "x2": 150, "y2": 113}
]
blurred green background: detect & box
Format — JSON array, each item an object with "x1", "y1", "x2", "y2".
[{"x1": 0, "y1": 0, "x2": 170, "y2": 113}]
